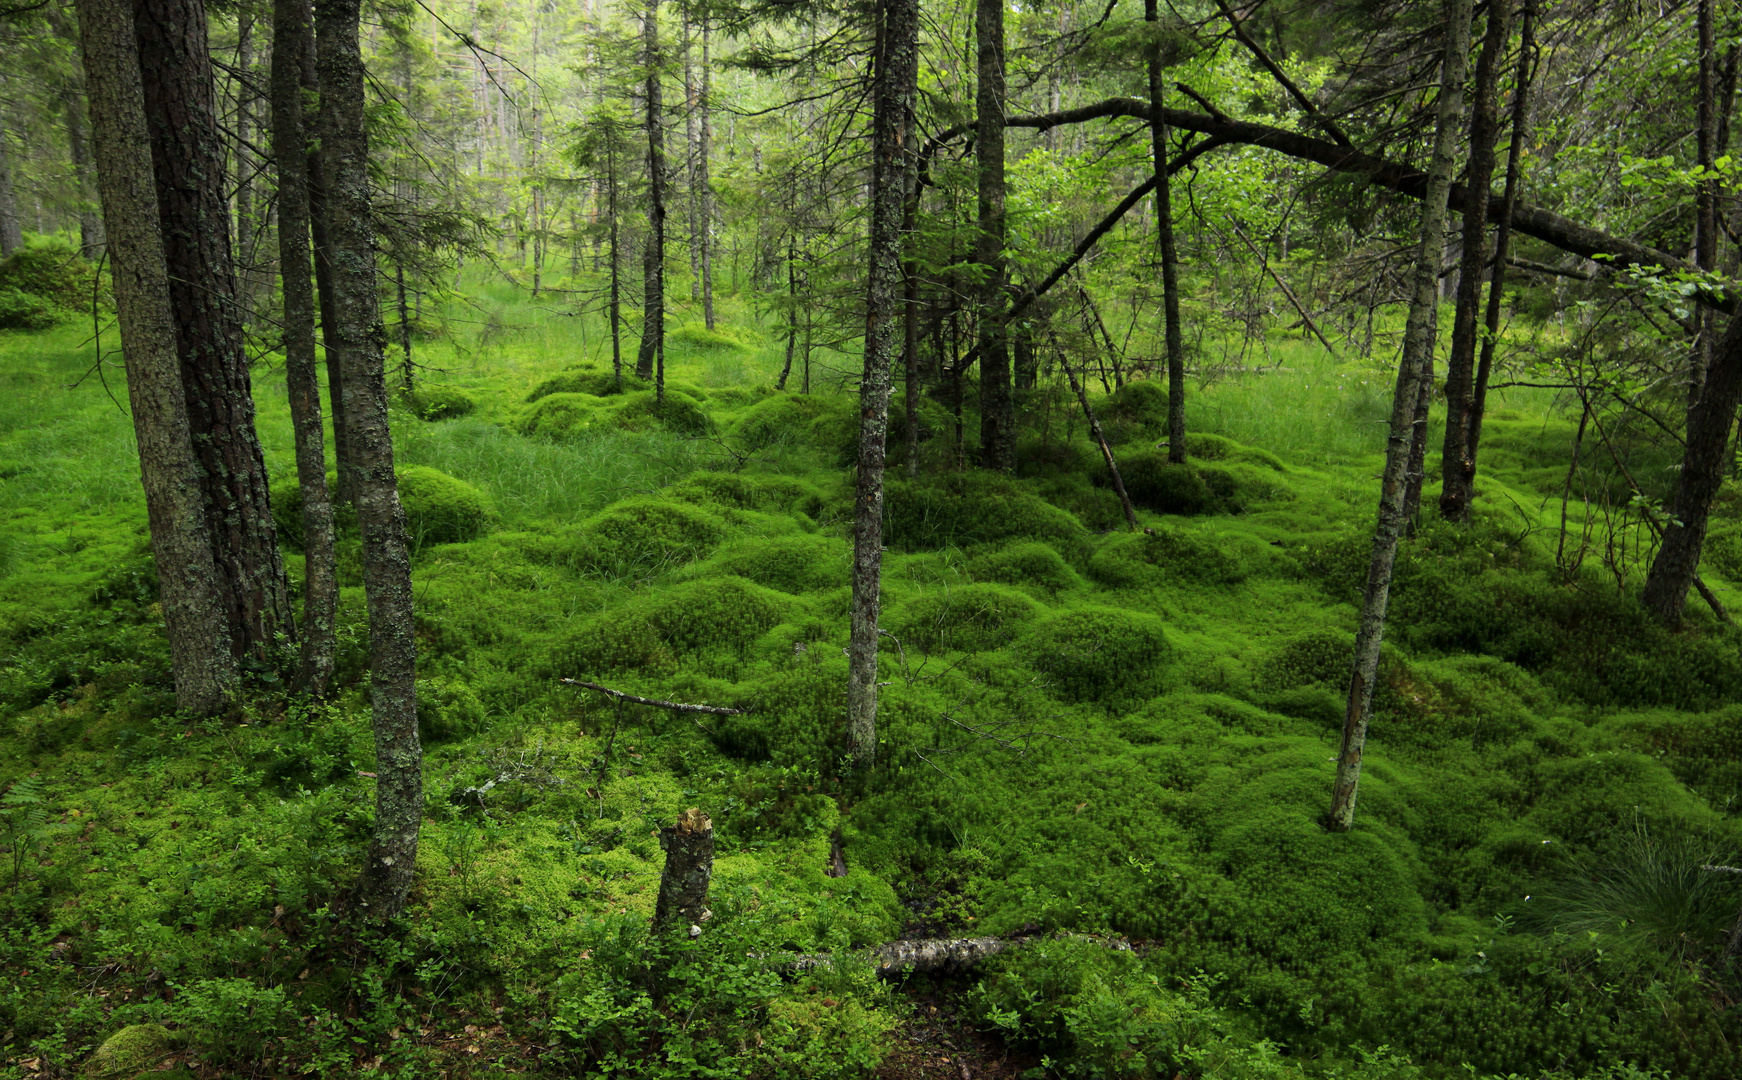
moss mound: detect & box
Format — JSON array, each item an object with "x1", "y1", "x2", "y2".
[
  {"x1": 883, "y1": 473, "x2": 1091, "y2": 560},
  {"x1": 728, "y1": 393, "x2": 856, "y2": 452},
  {"x1": 1021, "y1": 607, "x2": 1173, "y2": 706},
  {"x1": 0, "y1": 238, "x2": 99, "y2": 330},
  {"x1": 525, "y1": 368, "x2": 648, "y2": 402},
  {"x1": 890, "y1": 583, "x2": 1047, "y2": 654},
  {"x1": 553, "y1": 610, "x2": 677, "y2": 677},
  {"x1": 665, "y1": 470, "x2": 829, "y2": 519},
  {"x1": 606, "y1": 389, "x2": 715, "y2": 435},
  {"x1": 1096, "y1": 380, "x2": 1170, "y2": 443},
  {"x1": 516, "y1": 388, "x2": 712, "y2": 438},
  {"x1": 513, "y1": 391, "x2": 606, "y2": 438},
  {"x1": 399, "y1": 466, "x2": 495, "y2": 547},
  {"x1": 1087, "y1": 525, "x2": 1249, "y2": 588},
  {"x1": 272, "y1": 466, "x2": 491, "y2": 550},
  {"x1": 569, "y1": 496, "x2": 730, "y2": 578},
  {"x1": 1185, "y1": 431, "x2": 1288, "y2": 471},
  {"x1": 640, "y1": 576, "x2": 797, "y2": 654},
  {"x1": 84, "y1": 1023, "x2": 176, "y2": 1078},
  {"x1": 399, "y1": 385, "x2": 477, "y2": 421},
  {"x1": 701, "y1": 534, "x2": 848, "y2": 594},
  {"x1": 416, "y1": 675, "x2": 486, "y2": 742},
  {"x1": 668, "y1": 322, "x2": 758, "y2": 352},
  {"x1": 968, "y1": 541, "x2": 1081, "y2": 593}
]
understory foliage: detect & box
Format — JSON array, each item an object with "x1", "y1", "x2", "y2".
[{"x1": 3, "y1": 286, "x2": 1741, "y2": 1080}]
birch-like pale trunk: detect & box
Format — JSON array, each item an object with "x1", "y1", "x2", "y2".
[
  {"x1": 846, "y1": 0, "x2": 918, "y2": 770},
  {"x1": 1329, "y1": 0, "x2": 1472, "y2": 833}
]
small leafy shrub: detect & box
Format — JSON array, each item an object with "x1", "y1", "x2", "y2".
[
  {"x1": 0, "y1": 287, "x2": 61, "y2": 331},
  {"x1": 399, "y1": 465, "x2": 495, "y2": 548},
  {"x1": 399, "y1": 385, "x2": 477, "y2": 421},
  {"x1": 889, "y1": 583, "x2": 1045, "y2": 654},
  {"x1": 171, "y1": 977, "x2": 298, "y2": 1068},
  {"x1": 1088, "y1": 525, "x2": 1248, "y2": 588},
  {"x1": 701, "y1": 535, "x2": 848, "y2": 593},
  {"x1": 757, "y1": 991, "x2": 895, "y2": 1079},
  {"x1": 883, "y1": 473, "x2": 1091, "y2": 561},
  {"x1": 968, "y1": 541, "x2": 1080, "y2": 593},
  {"x1": 1096, "y1": 379, "x2": 1170, "y2": 443},
  {"x1": 525, "y1": 368, "x2": 648, "y2": 402},
  {"x1": 568, "y1": 496, "x2": 730, "y2": 579},
  {"x1": 416, "y1": 675, "x2": 487, "y2": 742},
  {"x1": 1020, "y1": 607, "x2": 1173, "y2": 706}
]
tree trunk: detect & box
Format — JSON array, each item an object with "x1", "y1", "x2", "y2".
[
  {"x1": 0, "y1": 120, "x2": 20, "y2": 257},
  {"x1": 847, "y1": 0, "x2": 918, "y2": 770},
  {"x1": 316, "y1": 0, "x2": 422, "y2": 921},
  {"x1": 76, "y1": 0, "x2": 237, "y2": 716},
  {"x1": 777, "y1": 230, "x2": 796, "y2": 390},
  {"x1": 682, "y1": 10, "x2": 699, "y2": 302},
  {"x1": 61, "y1": 73, "x2": 106, "y2": 259},
  {"x1": 1439, "y1": 0, "x2": 1513, "y2": 523},
  {"x1": 1643, "y1": 311, "x2": 1742, "y2": 627},
  {"x1": 609, "y1": 138, "x2": 623, "y2": 387},
  {"x1": 234, "y1": 13, "x2": 259, "y2": 319},
  {"x1": 136, "y1": 0, "x2": 296, "y2": 668},
  {"x1": 698, "y1": 10, "x2": 714, "y2": 330},
  {"x1": 636, "y1": 0, "x2": 665, "y2": 381},
  {"x1": 1329, "y1": 0, "x2": 1471, "y2": 833},
  {"x1": 1147, "y1": 0, "x2": 1187, "y2": 464},
  {"x1": 654, "y1": 808, "x2": 714, "y2": 935},
  {"x1": 272, "y1": 0, "x2": 336, "y2": 698},
  {"x1": 1692, "y1": 0, "x2": 1720, "y2": 419},
  {"x1": 975, "y1": 0, "x2": 1012, "y2": 472},
  {"x1": 1464, "y1": 0, "x2": 1536, "y2": 492},
  {"x1": 303, "y1": 42, "x2": 350, "y2": 504}
]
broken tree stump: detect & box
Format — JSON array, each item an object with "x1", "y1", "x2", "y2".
[{"x1": 654, "y1": 807, "x2": 714, "y2": 937}]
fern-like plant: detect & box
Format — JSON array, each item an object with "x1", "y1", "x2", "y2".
[{"x1": 3, "y1": 775, "x2": 72, "y2": 888}]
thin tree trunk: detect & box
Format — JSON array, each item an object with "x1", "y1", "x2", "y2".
[
  {"x1": 76, "y1": 0, "x2": 237, "y2": 715},
  {"x1": 316, "y1": 0, "x2": 421, "y2": 921},
  {"x1": 1465, "y1": 0, "x2": 1536, "y2": 483},
  {"x1": 847, "y1": 0, "x2": 918, "y2": 770},
  {"x1": 1053, "y1": 327, "x2": 1138, "y2": 531},
  {"x1": 1330, "y1": 0, "x2": 1471, "y2": 833},
  {"x1": 272, "y1": 0, "x2": 336, "y2": 698},
  {"x1": 0, "y1": 120, "x2": 20, "y2": 256},
  {"x1": 1147, "y1": 0, "x2": 1187, "y2": 464},
  {"x1": 1440, "y1": 0, "x2": 1514, "y2": 522},
  {"x1": 1692, "y1": 0, "x2": 1720, "y2": 419},
  {"x1": 975, "y1": 0, "x2": 1012, "y2": 472},
  {"x1": 777, "y1": 230, "x2": 796, "y2": 390},
  {"x1": 682, "y1": 9, "x2": 699, "y2": 302},
  {"x1": 698, "y1": 10, "x2": 714, "y2": 329},
  {"x1": 61, "y1": 74, "x2": 105, "y2": 259},
  {"x1": 234, "y1": 13, "x2": 258, "y2": 318},
  {"x1": 136, "y1": 0, "x2": 295, "y2": 667},
  {"x1": 637, "y1": 0, "x2": 665, "y2": 381},
  {"x1": 904, "y1": 162, "x2": 920, "y2": 479},
  {"x1": 303, "y1": 30, "x2": 349, "y2": 503},
  {"x1": 609, "y1": 139, "x2": 623, "y2": 387}
]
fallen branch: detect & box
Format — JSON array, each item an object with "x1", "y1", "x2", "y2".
[
  {"x1": 559, "y1": 678, "x2": 753, "y2": 716},
  {"x1": 784, "y1": 932, "x2": 1133, "y2": 977}
]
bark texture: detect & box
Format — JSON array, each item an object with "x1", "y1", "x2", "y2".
[
  {"x1": 636, "y1": 0, "x2": 665, "y2": 382},
  {"x1": 0, "y1": 119, "x2": 19, "y2": 257},
  {"x1": 135, "y1": 0, "x2": 294, "y2": 666},
  {"x1": 846, "y1": 0, "x2": 918, "y2": 770},
  {"x1": 1439, "y1": 0, "x2": 1513, "y2": 522},
  {"x1": 76, "y1": 0, "x2": 237, "y2": 716},
  {"x1": 654, "y1": 808, "x2": 714, "y2": 935},
  {"x1": 316, "y1": 0, "x2": 421, "y2": 920},
  {"x1": 1329, "y1": 0, "x2": 1471, "y2": 833},
  {"x1": 975, "y1": 0, "x2": 1012, "y2": 472},
  {"x1": 272, "y1": 0, "x2": 337, "y2": 697}
]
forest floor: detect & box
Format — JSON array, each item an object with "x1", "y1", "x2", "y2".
[{"x1": 5, "y1": 282, "x2": 1742, "y2": 1079}]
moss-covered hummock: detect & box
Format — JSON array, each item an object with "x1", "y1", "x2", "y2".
[{"x1": 84, "y1": 1024, "x2": 177, "y2": 1079}]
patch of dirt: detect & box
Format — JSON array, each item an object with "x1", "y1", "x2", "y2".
[{"x1": 875, "y1": 987, "x2": 1040, "y2": 1080}]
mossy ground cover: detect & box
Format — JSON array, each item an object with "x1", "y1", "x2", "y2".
[{"x1": 1, "y1": 284, "x2": 1739, "y2": 1079}]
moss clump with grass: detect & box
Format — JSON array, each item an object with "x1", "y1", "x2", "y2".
[
  {"x1": 568, "y1": 496, "x2": 730, "y2": 578},
  {"x1": 666, "y1": 471, "x2": 829, "y2": 518},
  {"x1": 1021, "y1": 606, "x2": 1173, "y2": 706},
  {"x1": 604, "y1": 390, "x2": 715, "y2": 435},
  {"x1": 525, "y1": 368, "x2": 649, "y2": 402},
  {"x1": 668, "y1": 322, "x2": 759, "y2": 352},
  {"x1": 639, "y1": 576, "x2": 797, "y2": 655},
  {"x1": 0, "y1": 239, "x2": 100, "y2": 331},
  {"x1": 399, "y1": 465, "x2": 495, "y2": 547},
  {"x1": 1088, "y1": 525, "x2": 1250, "y2": 588},
  {"x1": 967, "y1": 541, "x2": 1080, "y2": 594},
  {"x1": 399, "y1": 385, "x2": 478, "y2": 421},
  {"x1": 416, "y1": 675, "x2": 487, "y2": 742},
  {"x1": 697, "y1": 534, "x2": 848, "y2": 594},
  {"x1": 889, "y1": 583, "x2": 1046, "y2": 654},
  {"x1": 1096, "y1": 379, "x2": 1170, "y2": 443},
  {"x1": 728, "y1": 392, "x2": 856, "y2": 452},
  {"x1": 883, "y1": 473, "x2": 1091, "y2": 561}
]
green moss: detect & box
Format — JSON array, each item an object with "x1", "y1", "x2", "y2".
[
  {"x1": 728, "y1": 393, "x2": 856, "y2": 452},
  {"x1": 1184, "y1": 432, "x2": 1289, "y2": 471},
  {"x1": 1087, "y1": 525, "x2": 1250, "y2": 589},
  {"x1": 551, "y1": 610, "x2": 677, "y2": 678},
  {"x1": 525, "y1": 369, "x2": 649, "y2": 402},
  {"x1": 700, "y1": 534, "x2": 849, "y2": 594},
  {"x1": 399, "y1": 465, "x2": 495, "y2": 547},
  {"x1": 514, "y1": 390, "x2": 608, "y2": 438},
  {"x1": 416, "y1": 675, "x2": 487, "y2": 742},
  {"x1": 1021, "y1": 607, "x2": 1174, "y2": 706},
  {"x1": 84, "y1": 1023, "x2": 177, "y2": 1078},
  {"x1": 967, "y1": 541, "x2": 1081, "y2": 594},
  {"x1": 668, "y1": 322, "x2": 758, "y2": 352},
  {"x1": 399, "y1": 385, "x2": 478, "y2": 421},
  {"x1": 889, "y1": 583, "x2": 1046, "y2": 654},
  {"x1": 1096, "y1": 379, "x2": 1170, "y2": 443},
  {"x1": 665, "y1": 471, "x2": 829, "y2": 519},
  {"x1": 602, "y1": 389, "x2": 715, "y2": 435},
  {"x1": 568, "y1": 496, "x2": 731, "y2": 579},
  {"x1": 883, "y1": 473, "x2": 1091, "y2": 561},
  {"x1": 640, "y1": 576, "x2": 797, "y2": 654}
]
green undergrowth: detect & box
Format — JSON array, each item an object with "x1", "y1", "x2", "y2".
[{"x1": 1, "y1": 289, "x2": 1738, "y2": 1079}]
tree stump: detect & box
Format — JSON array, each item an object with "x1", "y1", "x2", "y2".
[{"x1": 654, "y1": 807, "x2": 713, "y2": 937}]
